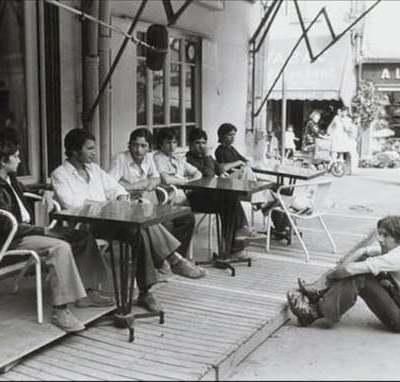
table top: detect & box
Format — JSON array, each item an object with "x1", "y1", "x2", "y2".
[
  {"x1": 52, "y1": 200, "x2": 192, "y2": 228},
  {"x1": 252, "y1": 161, "x2": 326, "y2": 180},
  {"x1": 180, "y1": 176, "x2": 274, "y2": 196}
]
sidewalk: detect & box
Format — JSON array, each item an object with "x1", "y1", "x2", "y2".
[{"x1": 229, "y1": 168, "x2": 400, "y2": 381}]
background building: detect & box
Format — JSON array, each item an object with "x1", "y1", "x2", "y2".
[{"x1": 0, "y1": 0, "x2": 264, "y2": 185}]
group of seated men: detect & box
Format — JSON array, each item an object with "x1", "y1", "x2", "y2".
[{"x1": 0, "y1": 124, "x2": 261, "y2": 333}]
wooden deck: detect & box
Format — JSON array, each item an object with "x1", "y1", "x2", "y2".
[{"x1": 0, "y1": 212, "x2": 377, "y2": 381}]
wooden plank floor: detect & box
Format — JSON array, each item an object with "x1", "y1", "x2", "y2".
[
  {"x1": 0, "y1": 213, "x2": 378, "y2": 381},
  {"x1": 0, "y1": 277, "x2": 115, "y2": 374}
]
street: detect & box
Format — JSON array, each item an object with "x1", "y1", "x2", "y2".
[{"x1": 229, "y1": 168, "x2": 400, "y2": 381}]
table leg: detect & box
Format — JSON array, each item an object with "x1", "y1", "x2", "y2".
[
  {"x1": 106, "y1": 233, "x2": 164, "y2": 342},
  {"x1": 195, "y1": 193, "x2": 252, "y2": 276}
]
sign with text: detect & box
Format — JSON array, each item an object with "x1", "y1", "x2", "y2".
[{"x1": 362, "y1": 63, "x2": 400, "y2": 87}]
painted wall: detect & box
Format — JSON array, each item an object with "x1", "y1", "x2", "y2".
[
  {"x1": 109, "y1": 0, "x2": 262, "y2": 156},
  {"x1": 363, "y1": 0, "x2": 400, "y2": 59},
  {"x1": 57, "y1": 0, "x2": 262, "y2": 162}
]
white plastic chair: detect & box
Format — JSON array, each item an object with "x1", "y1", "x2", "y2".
[
  {"x1": 0, "y1": 209, "x2": 43, "y2": 324},
  {"x1": 265, "y1": 179, "x2": 336, "y2": 262},
  {"x1": 21, "y1": 192, "x2": 110, "y2": 290}
]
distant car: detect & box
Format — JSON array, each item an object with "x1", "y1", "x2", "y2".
[{"x1": 368, "y1": 151, "x2": 400, "y2": 168}]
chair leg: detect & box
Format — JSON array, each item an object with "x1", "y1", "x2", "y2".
[
  {"x1": 287, "y1": 214, "x2": 310, "y2": 262},
  {"x1": 266, "y1": 209, "x2": 273, "y2": 252},
  {"x1": 13, "y1": 258, "x2": 35, "y2": 294},
  {"x1": 32, "y1": 253, "x2": 43, "y2": 324},
  {"x1": 195, "y1": 214, "x2": 207, "y2": 233},
  {"x1": 207, "y1": 214, "x2": 213, "y2": 254},
  {"x1": 187, "y1": 238, "x2": 194, "y2": 261},
  {"x1": 319, "y1": 215, "x2": 337, "y2": 253}
]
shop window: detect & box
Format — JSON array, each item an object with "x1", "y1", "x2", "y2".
[
  {"x1": 136, "y1": 28, "x2": 201, "y2": 148},
  {"x1": 0, "y1": 1, "x2": 41, "y2": 182}
]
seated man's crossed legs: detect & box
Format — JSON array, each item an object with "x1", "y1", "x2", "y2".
[
  {"x1": 94, "y1": 222, "x2": 206, "y2": 314},
  {"x1": 146, "y1": 223, "x2": 207, "y2": 280}
]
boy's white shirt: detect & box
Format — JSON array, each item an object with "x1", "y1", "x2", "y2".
[{"x1": 346, "y1": 243, "x2": 400, "y2": 289}]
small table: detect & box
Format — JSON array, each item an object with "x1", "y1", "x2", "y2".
[
  {"x1": 52, "y1": 200, "x2": 192, "y2": 342},
  {"x1": 252, "y1": 161, "x2": 326, "y2": 243},
  {"x1": 181, "y1": 177, "x2": 274, "y2": 276},
  {"x1": 252, "y1": 161, "x2": 327, "y2": 186}
]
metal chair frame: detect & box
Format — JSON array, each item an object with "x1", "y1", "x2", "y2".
[{"x1": 265, "y1": 179, "x2": 336, "y2": 262}]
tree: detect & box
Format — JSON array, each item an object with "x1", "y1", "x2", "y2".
[{"x1": 351, "y1": 80, "x2": 384, "y2": 130}]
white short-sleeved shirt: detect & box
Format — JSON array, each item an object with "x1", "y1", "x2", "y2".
[
  {"x1": 153, "y1": 150, "x2": 200, "y2": 179},
  {"x1": 51, "y1": 160, "x2": 128, "y2": 210},
  {"x1": 108, "y1": 151, "x2": 159, "y2": 184}
]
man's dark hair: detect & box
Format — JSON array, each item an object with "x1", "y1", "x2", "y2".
[
  {"x1": 217, "y1": 123, "x2": 237, "y2": 143},
  {"x1": 189, "y1": 128, "x2": 207, "y2": 144},
  {"x1": 377, "y1": 216, "x2": 400, "y2": 242},
  {"x1": 0, "y1": 139, "x2": 18, "y2": 165},
  {"x1": 129, "y1": 128, "x2": 153, "y2": 148},
  {"x1": 156, "y1": 128, "x2": 177, "y2": 149},
  {"x1": 64, "y1": 128, "x2": 95, "y2": 158},
  {"x1": 0, "y1": 127, "x2": 19, "y2": 165}
]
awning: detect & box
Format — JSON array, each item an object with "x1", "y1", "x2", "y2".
[{"x1": 265, "y1": 35, "x2": 356, "y2": 106}]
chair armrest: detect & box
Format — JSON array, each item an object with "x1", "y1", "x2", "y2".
[
  {"x1": 155, "y1": 186, "x2": 169, "y2": 205},
  {"x1": 276, "y1": 179, "x2": 333, "y2": 195},
  {"x1": 23, "y1": 192, "x2": 43, "y2": 201},
  {"x1": 0, "y1": 209, "x2": 18, "y2": 259}
]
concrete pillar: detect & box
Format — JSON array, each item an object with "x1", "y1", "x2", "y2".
[{"x1": 82, "y1": 0, "x2": 100, "y2": 153}]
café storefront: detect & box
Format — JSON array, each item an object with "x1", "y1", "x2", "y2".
[
  {"x1": 358, "y1": 61, "x2": 400, "y2": 157},
  {"x1": 265, "y1": 35, "x2": 356, "y2": 150},
  {"x1": 362, "y1": 60, "x2": 400, "y2": 134}
]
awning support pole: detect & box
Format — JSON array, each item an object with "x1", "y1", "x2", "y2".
[
  {"x1": 84, "y1": 0, "x2": 148, "y2": 126},
  {"x1": 254, "y1": 7, "x2": 324, "y2": 118},
  {"x1": 254, "y1": 0, "x2": 283, "y2": 54},
  {"x1": 249, "y1": 0, "x2": 280, "y2": 45},
  {"x1": 253, "y1": 0, "x2": 381, "y2": 119},
  {"x1": 311, "y1": 0, "x2": 381, "y2": 62},
  {"x1": 281, "y1": 70, "x2": 286, "y2": 164},
  {"x1": 162, "y1": 0, "x2": 194, "y2": 26}
]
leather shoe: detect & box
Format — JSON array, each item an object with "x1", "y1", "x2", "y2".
[
  {"x1": 297, "y1": 278, "x2": 324, "y2": 304},
  {"x1": 75, "y1": 290, "x2": 115, "y2": 308},
  {"x1": 287, "y1": 290, "x2": 321, "y2": 327},
  {"x1": 136, "y1": 292, "x2": 163, "y2": 313},
  {"x1": 171, "y1": 258, "x2": 207, "y2": 279}
]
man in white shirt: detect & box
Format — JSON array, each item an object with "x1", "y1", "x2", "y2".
[
  {"x1": 287, "y1": 215, "x2": 400, "y2": 332},
  {"x1": 109, "y1": 128, "x2": 199, "y2": 269},
  {"x1": 0, "y1": 132, "x2": 113, "y2": 333},
  {"x1": 52, "y1": 129, "x2": 203, "y2": 314},
  {"x1": 153, "y1": 128, "x2": 202, "y2": 192}
]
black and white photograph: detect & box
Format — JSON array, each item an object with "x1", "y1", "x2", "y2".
[{"x1": 0, "y1": 0, "x2": 399, "y2": 380}]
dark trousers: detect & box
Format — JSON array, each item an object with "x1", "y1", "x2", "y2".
[
  {"x1": 92, "y1": 224, "x2": 154, "y2": 292},
  {"x1": 187, "y1": 190, "x2": 248, "y2": 231},
  {"x1": 319, "y1": 274, "x2": 400, "y2": 332},
  {"x1": 162, "y1": 214, "x2": 195, "y2": 258}
]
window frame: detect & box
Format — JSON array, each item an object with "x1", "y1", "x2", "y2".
[
  {"x1": 17, "y1": 0, "x2": 41, "y2": 185},
  {"x1": 135, "y1": 23, "x2": 202, "y2": 150}
]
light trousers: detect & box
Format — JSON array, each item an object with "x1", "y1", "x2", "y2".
[{"x1": 14, "y1": 236, "x2": 87, "y2": 306}]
